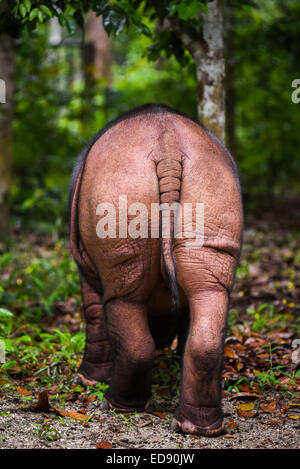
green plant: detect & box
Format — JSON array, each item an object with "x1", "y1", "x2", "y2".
[
  {"x1": 89, "y1": 382, "x2": 110, "y2": 402},
  {"x1": 118, "y1": 411, "x2": 138, "y2": 427},
  {"x1": 33, "y1": 422, "x2": 60, "y2": 441},
  {"x1": 246, "y1": 303, "x2": 275, "y2": 331},
  {"x1": 255, "y1": 366, "x2": 296, "y2": 393},
  {"x1": 225, "y1": 376, "x2": 251, "y2": 393}
]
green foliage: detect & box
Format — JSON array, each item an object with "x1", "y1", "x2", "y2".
[
  {"x1": 246, "y1": 303, "x2": 275, "y2": 331},
  {"x1": 33, "y1": 422, "x2": 61, "y2": 441},
  {"x1": 12, "y1": 25, "x2": 88, "y2": 234},
  {"x1": 88, "y1": 381, "x2": 109, "y2": 402},
  {"x1": 11, "y1": 16, "x2": 198, "y2": 233},
  {"x1": 0, "y1": 240, "x2": 80, "y2": 322},
  {"x1": 234, "y1": 0, "x2": 300, "y2": 195},
  {"x1": 2, "y1": 0, "x2": 211, "y2": 77}
]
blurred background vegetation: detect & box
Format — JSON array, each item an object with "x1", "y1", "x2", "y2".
[{"x1": 1, "y1": 0, "x2": 300, "y2": 237}]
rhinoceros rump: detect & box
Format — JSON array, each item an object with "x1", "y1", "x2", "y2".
[{"x1": 68, "y1": 103, "x2": 243, "y2": 436}]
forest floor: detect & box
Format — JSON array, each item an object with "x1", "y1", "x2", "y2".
[{"x1": 0, "y1": 205, "x2": 299, "y2": 450}]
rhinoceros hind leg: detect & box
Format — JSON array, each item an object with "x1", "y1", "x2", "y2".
[
  {"x1": 104, "y1": 298, "x2": 156, "y2": 411},
  {"x1": 174, "y1": 246, "x2": 237, "y2": 434},
  {"x1": 77, "y1": 277, "x2": 113, "y2": 384}
]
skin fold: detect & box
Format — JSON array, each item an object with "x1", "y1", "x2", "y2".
[{"x1": 69, "y1": 104, "x2": 243, "y2": 436}]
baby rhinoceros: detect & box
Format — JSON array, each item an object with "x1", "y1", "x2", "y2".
[{"x1": 68, "y1": 103, "x2": 243, "y2": 436}]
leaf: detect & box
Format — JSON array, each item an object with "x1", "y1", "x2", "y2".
[
  {"x1": 229, "y1": 392, "x2": 261, "y2": 400},
  {"x1": 0, "y1": 308, "x2": 14, "y2": 319},
  {"x1": 37, "y1": 390, "x2": 51, "y2": 411},
  {"x1": 55, "y1": 408, "x2": 92, "y2": 421},
  {"x1": 237, "y1": 402, "x2": 257, "y2": 418},
  {"x1": 288, "y1": 415, "x2": 300, "y2": 420},
  {"x1": 19, "y1": 4, "x2": 27, "y2": 18},
  {"x1": 38, "y1": 10, "x2": 44, "y2": 23},
  {"x1": 40, "y1": 5, "x2": 52, "y2": 17},
  {"x1": 29, "y1": 8, "x2": 39, "y2": 21},
  {"x1": 147, "y1": 411, "x2": 166, "y2": 419},
  {"x1": 94, "y1": 416, "x2": 105, "y2": 423},
  {"x1": 237, "y1": 402, "x2": 255, "y2": 411},
  {"x1": 260, "y1": 400, "x2": 277, "y2": 413},
  {"x1": 224, "y1": 344, "x2": 239, "y2": 359},
  {"x1": 239, "y1": 382, "x2": 261, "y2": 393},
  {"x1": 17, "y1": 386, "x2": 32, "y2": 396},
  {"x1": 226, "y1": 418, "x2": 239, "y2": 430},
  {"x1": 82, "y1": 395, "x2": 96, "y2": 405},
  {"x1": 96, "y1": 441, "x2": 113, "y2": 449},
  {"x1": 24, "y1": 0, "x2": 31, "y2": 12},
  {"x1": 135, "y1": 420, "x2": 152, "y2": 427},
  {"x1": 175, "y1": 2, "x2": 203, "y2": 21},
  {"x1": 237, "y1": 409, "x2": 257, "y2": 418}
]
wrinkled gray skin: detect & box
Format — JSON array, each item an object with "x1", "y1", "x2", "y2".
[{"x1": 69, "y1": 104, "x2": 243, "y2": 436}]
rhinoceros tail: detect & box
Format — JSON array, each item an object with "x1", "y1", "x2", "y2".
[{"x1": 156, "y1": 124, "x2": 182, "y2": 312}]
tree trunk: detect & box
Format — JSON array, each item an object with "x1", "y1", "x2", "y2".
[
  {"x1": 196, "y1": 0, "x2": 225, "y2": 141},
  {"x1": 85, "y1": 12, "x2": 112, "y2": 83},
  {"x1": 0, "y1": 33, "x2": 15, "y2": 237},
  {"x1": 176, "y1": 1, "x2": 226, "y2": 140},
  {"x1": 224, "y1": 0, "x2": 237, "y2": 155},
  {"x1": 81, "y1": 13, "x2": 112, "y2": 132}
]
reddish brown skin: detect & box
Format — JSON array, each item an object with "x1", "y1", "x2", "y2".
[{"x1": 69, "y1": 106, "x2": 243, "y2": 436}]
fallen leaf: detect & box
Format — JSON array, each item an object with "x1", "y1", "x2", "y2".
[
  {"x1": 260, "y1": 400, "x2": 277, "y2": 413},
  {"x1": 135, "y1": 421, "x2": 152, "y2": 428},
  {"x1": 82, "y1": 395, "x2": 96, "y2": 405},
  {"x1": 267, "y1": 331, "x2": 295, "y2": 340},
  {"x1": 237, "y1": 410, "x2": 257, "y2": 418},
  {"x1": 226, "y1": 418, "x2": 239, "y2": 431},
  {"x1": 55, "y1": 408, "x2": 92, "y2": 421},
  {"x1": 37, "y1": 390, "x2": 51, "y2": 411},
  {"x1": 229, "y1": 392, "x2": 261, "y2": 401},
  {"x1": 244, "y1": 337, "x2": 267, "y2": 348},
  {"x1": 225, "y1": 434, "x2": 237, "y2": 438},
  {"x1": 288, "y1": 415, "x2": 300, "y2": 420},
  {"x1": 224, "y1": 344, "x2": 239, "y2": 360},
  {"x1": 237, "y1": 402, "x2": 255, "y2": 411},
  {"x1": 96, "y1": 441, "x2": 112, "y2": 449},
  {"x1": 17, "y1": 386, "x2": 32, "y2": 396},
  {"x1": 239, "y1": 382, "x2": 261, "y2": 393},
  {"x1": 94, "y1": 416, "x2": 105, "y2": 423},
  {"x1": 147, "y1": 411, "x2": 166, "y2": 419},
  {"x1": 237, "y1": 402, "x2": 257, "y2": 418}
]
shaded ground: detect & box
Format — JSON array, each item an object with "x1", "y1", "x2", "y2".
[
  {"x1": 0, "y1": 206, "x2": 299, "y2": 449},
  {"x1": 0, "y1": 390, "x2": 299, "y2": 449}
]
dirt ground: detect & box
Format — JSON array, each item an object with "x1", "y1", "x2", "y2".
[{"x1": 0, "y1": 390, "x2": 299, "y2": 449}]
